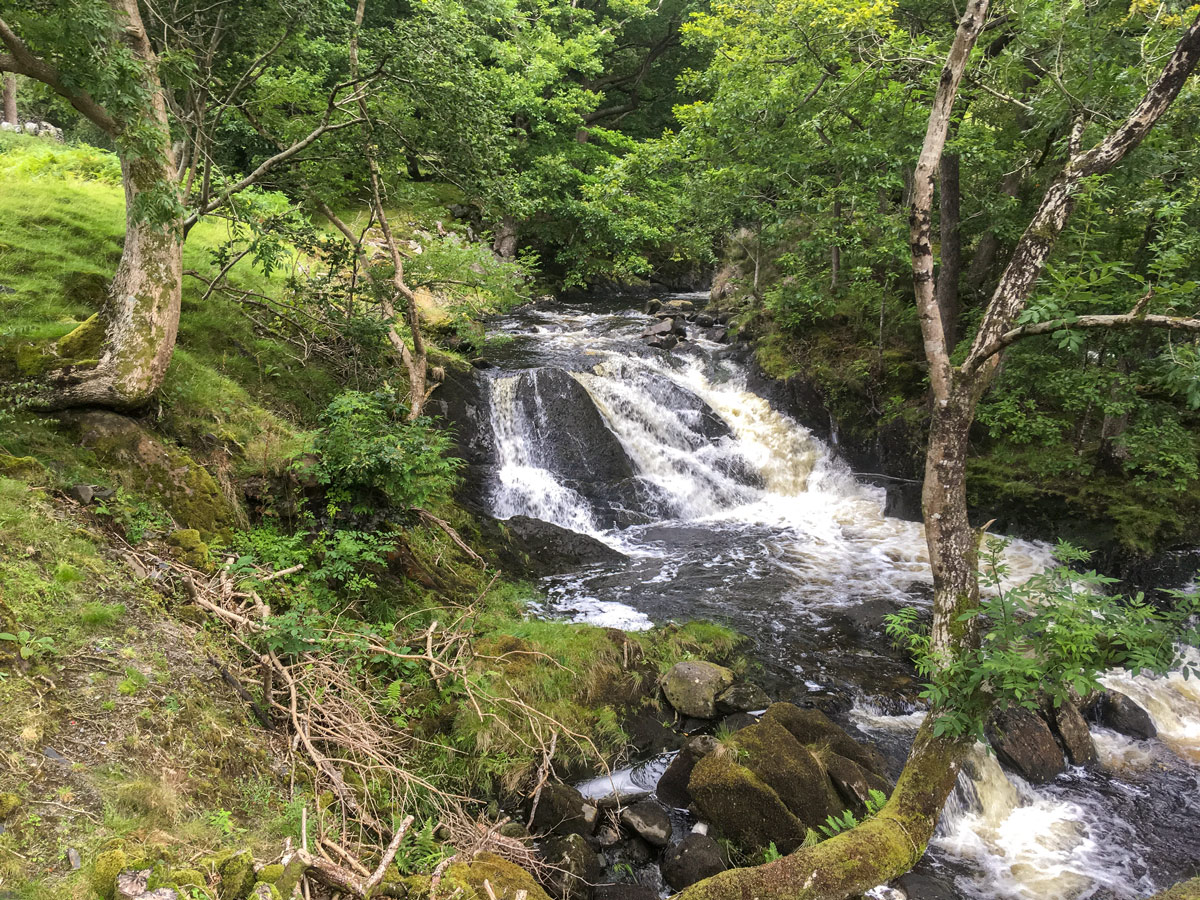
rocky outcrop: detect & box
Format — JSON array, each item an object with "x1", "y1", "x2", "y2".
[
  {"x1": 499, "y1": 515, "x2": 626, "y2": 576},
  {"x1": 661, "y1": 834, "x2": 726, "y2": 892},
  {"x1": 1051, "y1": 701, "x2": 1097, "y2": 766},
  {"x1": 662, "y1": 661, "x2": 735, "y2": 718},
  {"x1": 986, "y1": 707, "x2": 1065, "y2": 783}
]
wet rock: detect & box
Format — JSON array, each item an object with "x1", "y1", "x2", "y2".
[
  {"x1": 67, "y1": 483, "x2": 94, "y2": 504},
  {"x1": 716, "y1": 682, "x2": 771, "y2": 715},
  {"x1": 618, "y1": 799, "x2": 671, "y2": 848},
  {"x1": 663, "y1": 661, "x2": 735, "y2": 719},
  {"x1": 645, "y1": 299, "x2": 662, "y2": 314},
  {"x1": 761, "y1": 703, "x2": 889, "y2": 777},
  {"x1": 500, "y1": 515, "x2": 625, "y2": 576},
  {"x1": 661, "y1": 834, "x2": 726, "y2": 891},
  {"x1": 116, "y1": 869, "x2": 152, "y2": 900},
  {"x1": 640, "y1": 318, "x2": 673, "y2": 338},
  {"x1": 694, "y1": 314, "x2": 715, "y2": 327},
  {"x1": 656, "y1": 735, "x2": 717, "y2": 808},
  {"x1": 594, "y1": 885, "x2": 657, "y2": 900},
  {"x1": 647, "y1": 334, "x2": 678, "y2": 351},
  {"x1": 1052, "y1": 702, "x2": 1097, "y2": 766},
  {"x1": 541, "y1": 833, "x2": 602, "y2": 900},
  {"x1": 662, "y1": 299, "x2": 695, "y2": 314},
  {"x1": 625, "y1": 710, "x2": 684, "y2": 756},
  {"x1": 529, "y1": 784, "x2": 599, "y2": 838},
  {"x1": 716, "y1": 712, "x2": 757, "y2": 733},
  {"x1": 986, "y1": 707, "x2": 1065, "y2": 784},
  {"x1": 814, "y1": 748, "x2": 891, "y2": 816},
  {"x1": 1100, "y1": 690, "x2": 1157, "y2": 740}
]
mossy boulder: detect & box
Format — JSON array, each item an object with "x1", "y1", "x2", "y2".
[
  {"x1": 57, "y1": 313, "x2": 106, "y2": 361},
  {"x1": 57, "y1": 410, "x2": 238, "y2": 540},
  {"x1": 167, "y1": 528, "x2": 210, "y2": 568},
  {"x1": 688, "y1": 750, "x2": 808, "y2": 854},
  {"x1": 90, "y1": 849, "x2": 128, "y2": 900},
  {"x1": 814, "y1": 748, "x2": 891, "y2": 816},
  {"x1": 662, "y1": 661, "x2": 735, "y2": 718},
  {"x1": 403, "y1": 852, "x2": 551, "y2": 900},
  {"x1": 0, "y1": 792, "x2": 21, "y2": 819},
  {"x1": 254, "y1": 865, "x2": 284, "y2": 886},
  {"x1": 0, "y1": 454, "x2": 45, "y2": 481},
  {"x1": 728, "y1": 718, "x2": 842, "y2": 828},
  {"x1": 217, "y1": 850, "x2": 257, "y2": 900},
  {"x1": 761, "y1": 703, "x2": 889, "y2": 777}
]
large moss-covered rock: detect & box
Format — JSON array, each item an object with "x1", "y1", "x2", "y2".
[
  {"x1": 814, "y1": 748, "x2": 891, "y2": 816},
  {"x1": 57, "y1": 410, "x2": 238, "y2": 540},
  {"x1": 403, "y1": 853, "x2": 551, "y2": 900},
  {"x1": 730, "y1": 718, "x2": 841, "y2": 829},
  {"x1": 662, "y1": 661, "x2": 735, "y2": 719},
  {"x1": 91, "y1": 849, "x2": 128, "y2": 900},
  {"x1": 688, "y1": 750, "x2": 809, "y2": 854},
  {"x1": 761, "y1": 703, "x2": 888, "y2": 776},
  {"x1": 0, "y1": 454, "x2": 45, "y2": 480}
]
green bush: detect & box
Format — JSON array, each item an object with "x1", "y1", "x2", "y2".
[{"x1": 308, "y1": 390, "x2": 461, "y2": 516}]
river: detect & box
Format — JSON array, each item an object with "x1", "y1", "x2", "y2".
[{"x1": 460, "y1": 298, "x2": 1200, "y2": 899}]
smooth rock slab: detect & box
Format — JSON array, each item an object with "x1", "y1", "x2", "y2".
[{"x1": 618, "y1": 799, "x2": 672, "y2": 848}]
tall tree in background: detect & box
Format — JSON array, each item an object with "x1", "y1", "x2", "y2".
[
  {"x1": 675, "y1": 5, "x2": 1200, "y2": 899},
  {"x1": 1, "y1": 72, "x2": 14, "y2": 125}
]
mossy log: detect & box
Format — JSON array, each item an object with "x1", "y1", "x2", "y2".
[{"x1": 675, "y1": 720, "x2": 969, "y2": 900}]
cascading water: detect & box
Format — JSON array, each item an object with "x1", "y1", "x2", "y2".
[{"x1": 471, "y1": 299, "x2": 1200, "y2": 899}]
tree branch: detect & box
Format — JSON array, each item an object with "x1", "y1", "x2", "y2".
[
  {"x1": 0, "y1": 17, "x2": 119, "y2": 133},
  {"x1": 962, "y1": 9, "x2": 1200, "y2": 381}
]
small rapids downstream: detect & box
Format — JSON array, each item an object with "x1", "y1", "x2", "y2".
[{"x1": 465, "y1": 299, "x2": 1200, "y2": 899}]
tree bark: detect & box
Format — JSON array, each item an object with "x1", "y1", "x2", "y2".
[
  {"x1": 935, "y1": 152, "x2": 962, "y2": 348},
  {"x1": 493, "y1": 216, "x2": 519, "y2": 259},
  {"x1": 37, "y1": 0, "x2": 183, "y2": 411},
  {"x1": 2, "y1": 73, "x2": 15, "y2": 125}
]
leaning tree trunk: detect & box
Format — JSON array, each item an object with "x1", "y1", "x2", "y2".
[{"x1": 39, "y1": 0, "x2": 182, "y2": 411}]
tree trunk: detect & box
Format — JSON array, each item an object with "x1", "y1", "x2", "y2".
[
  {"x1": 493, "y1": 216, "x2": 519, "y2": 259},
  {"x1": 2, "y1": 74, "x2": 15, "y2": 125},
  {"x1": 935, "y1": 152, "x2": 962, "y2": 348},
  {"x1": 39, "y1": 0, "x2": 182, "y2": 411}
]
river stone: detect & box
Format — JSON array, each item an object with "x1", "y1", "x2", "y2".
[
  {"x1": 663, "y1": 661, "x2": 735, "y2": 718},
  {"x1": 814, "y1": 748, "x2": 891, "y2": 816},
  {"x1": 625, "y1": 710, "x2": 684, "y2": 756},
  {"x1": 715, "y1": 681, "x2": 771, "y2": 715},
  {"x1": 618, "y1": 799, "x2": 672, "y2": 847},
  {"x1": 117, "y1": 870, "x2": 152, "y2": 900},
  {"x1": 1100, "y1": 690, "x2": 1157, "y2": 740},
  {"x1": 760, "y1": 703, "x2": 889, "y2": 777},
  {"x1": 986, "y1": 707, "x2": 1065, "y2": 784},
  {"x1": 1053, "y1": 702, "x2": 1097, "y2": 766},
  {"x1": 594, "y1": 885, "x2": 657, "y2": 900},
  {"x1": 656, "y1": 735, "x2": 717, "y2": 808},
  {"x1": 688, "y1": 748, "x2": 809, "y2": 853},
  {"x1": 541, "y1": 833, "x2": 601, "y2": 900},
  {"x1": 661, "y1": 834, "x2": 726, "y2": 891},
  {"x1": 640, "y1": 318, "x2": 673, "y2": 338},
  {"x1": 529, "y1": 784, "x2": 599, "y2": 838},
  {"x1": 500, "y1": 515, "x2": 625, "y2": 576}
]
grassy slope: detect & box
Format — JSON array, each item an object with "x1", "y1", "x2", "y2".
[{"x1": 0, "y1": 136, "x2": 744, "y2": 897}]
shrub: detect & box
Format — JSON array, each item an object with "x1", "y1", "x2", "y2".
[{"x1": 308, "y1": 390, "x2": 461, "y2": 516}]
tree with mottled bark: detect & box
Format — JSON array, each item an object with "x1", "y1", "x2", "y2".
[{"x1": 674, "y1": 5, "x2": 1200, "y2": 899}]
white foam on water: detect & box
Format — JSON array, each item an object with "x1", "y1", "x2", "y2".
[{"x1": 1101, "y1": 645, "x2": 1200, "y2": 764}]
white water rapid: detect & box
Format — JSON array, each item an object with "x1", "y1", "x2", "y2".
[{"x1": 478, "y1": 300, "x2": 1200, "y2": 900}]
